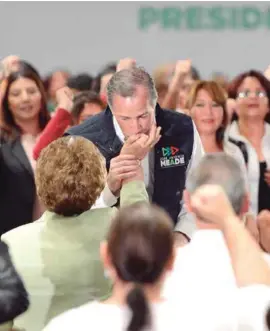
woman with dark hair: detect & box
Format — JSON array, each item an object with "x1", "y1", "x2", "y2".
[
  {"x1": 1, "y1": 61, "x2": 50, "y2": 139},
  {"x1": 0, "y1": 58, "x2": 68, "y2": 235},
  {"x1": 43, "y1": 202, "x2": 178, "y2": 331},
  {"x1": 226, "y1": 70, "x2": 270, "y2": 216}
]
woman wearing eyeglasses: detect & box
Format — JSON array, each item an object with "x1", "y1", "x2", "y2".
[{"x1": 226, "y1": 70, "x2": 270, "y2": 216}]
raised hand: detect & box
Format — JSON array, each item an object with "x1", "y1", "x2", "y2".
[
  {"x1": 0, "y1": 55, "x2": 20, "y2": 80},
  {"x1": 107, "y1": 154, "x2": 141, "y2": 195},
  {"x1": 174, "y1": 59, "x2": 192, "y2": 77},
  {"x1": 190, "y1": 184, "x2": 237, "y2": 226},
  {"x1": 55, "y1": 86, "x2": 74, "y2": 112},
  {"x1": 117, "y1": 58, "x2": 136, "y2": 72}
]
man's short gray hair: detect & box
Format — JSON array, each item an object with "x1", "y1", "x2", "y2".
[
  {"x1": 186, "y1": 153, "x2": 247, "y2": 215},
  {"x1": 106, "y1": 67, "x2": 158, "y2": 109}
]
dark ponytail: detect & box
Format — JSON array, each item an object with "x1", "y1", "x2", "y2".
[
  {"x1": 126, "y1": 285, "x2": 150, "y2": 331},
  {"x1": 107, "y1": 203, "x2": 174, "y2": 331},
  {"x1": 266, "y1": 307, "x2": 270, "y2": 330}
]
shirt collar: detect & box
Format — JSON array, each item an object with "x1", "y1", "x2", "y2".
[
  {"x1": 113, "y1": 116, "x2": 125, "y2": 144},
  {"x1": 227, "y1": 121, "x2": 270, "y2": 142}
]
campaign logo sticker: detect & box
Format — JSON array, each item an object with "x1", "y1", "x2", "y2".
[{"x1": 160, "y1": 146, "x2": 185, "y2": 168}]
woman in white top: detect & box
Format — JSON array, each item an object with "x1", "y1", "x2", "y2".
[
  {"x1": 226, "y1": 70, "x2": 270, "y2": 217},
  {"x1": 185, "y1": 80, "x2": 260, "y2": 239}
]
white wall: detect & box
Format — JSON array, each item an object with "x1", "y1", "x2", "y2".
[{"x1": 1, "y1": 1, "x2": 270, "y2": 78}]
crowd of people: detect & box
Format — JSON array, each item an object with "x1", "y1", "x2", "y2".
[{"x1": 0, "y1": 54, "x2": 270, "y2": 331}]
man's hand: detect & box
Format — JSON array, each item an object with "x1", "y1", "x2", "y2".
[
  {"x1": 117, "y1": 58, "x2": 136, "y2": 72},
  {"x1": 121, "y1": 124, "x2": 161, "y2": 160},
  {"x1": 257, "y1": 210, "x2": 270, "y2": 252},
  {"x1": 190, "y1": 185, "x2": 237, "y2": 227},
  {"x1": 107, "y1": 154, "x2": 141, "y2": 195},
  {"x1": 55, "y1": 87, "x2": 74, "y2": 112}
]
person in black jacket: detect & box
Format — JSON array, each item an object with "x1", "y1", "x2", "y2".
[
  {"x1": 0, "y1": 240, "x2": 29, "y2": 324},
  {"x1": 0, "y1": 57, "x2": 70, "y2": 236},
  {"x1": 0, "y1": 59, "x2": 50, "y2": 236},
  {"x1": 66, "y1": 58, "x2": 205, "y2": 244}
]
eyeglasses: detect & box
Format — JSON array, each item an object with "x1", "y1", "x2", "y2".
[{"x1": 237, "y1": 90, "x2": 267, "y2": 99}]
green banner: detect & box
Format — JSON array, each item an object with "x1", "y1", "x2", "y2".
[{"x1": 139, "y1": 6, "x2": 270, "y2": 31}]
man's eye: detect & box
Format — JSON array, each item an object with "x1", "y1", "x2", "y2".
[{"x1": 140, "y1": 114, "x2": 148, "y2": 118}]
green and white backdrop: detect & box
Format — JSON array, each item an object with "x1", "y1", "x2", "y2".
[{"x1": 1, "y1": 1, "x2": 270, "y2": 78}]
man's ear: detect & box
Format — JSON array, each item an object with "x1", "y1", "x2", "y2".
[{"x1": 183, "y1": 189, "x2": 192, "y2": 213}]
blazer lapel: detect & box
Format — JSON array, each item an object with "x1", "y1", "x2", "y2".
[
  {"x1": 11, "y1": 139, "x2": 34, "y2": 176},
  {"x1": 100, "y1": 107, "x2": 123, "y2": 156}
]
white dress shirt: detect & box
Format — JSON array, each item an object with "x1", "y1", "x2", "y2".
[
  {"x1": 163, "y1": 230, "x2": 236, "y2": 301},
  {"x1": 163, "y1": 229, "x2": 270, "y2": 301},
  {"x1": 96, "y1": 115, "x2": 204, "y2": 238}
]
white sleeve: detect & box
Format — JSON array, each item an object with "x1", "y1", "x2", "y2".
[
  {"x1": 91, "y1": 184, "x2": 118, "y2": 210},
  {"x1": 174, "y1": 122, "x2": 205, "y2": 238},
  {"x1": 235, "y1": 285, "x2": 270, "y2": 331},
  {"x1": 185, "y1": 121, "x2": 205, "y2": 174}
]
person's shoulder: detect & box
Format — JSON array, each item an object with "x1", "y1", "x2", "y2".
[
  {"x1": 224, "y1": 140, "x2": 244, "y2": 158},
  {"x1": 66, "y1": 111, "x2": 105, "y2": 138},
  {"x1": 225, "y1": 121, "x2": 240, "y2": 140},
  {"x1": 0, "y1": 240, "x2": 8, "y2": 254},
  {"x1": 152, "y1": 301, "x2": 189, "y2": 330},
  {"x1": 2, "y1": 218, "x2": 44, "y2": 246},
  {"x1": 44, "y1": 302, "x2": 110, "y2": 331},
  {"x1": 82, "y1": 207, "x2": 113, "y2": 228},
  {"x1": 159, "y1": 107, "x2": 194, "y2": 135},
  {"x1": 224, "y1": 140, "x2": 247, "y2": 170}
]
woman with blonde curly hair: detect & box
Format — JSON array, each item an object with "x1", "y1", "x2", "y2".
[{"x1": 1, "y1": 136, "x2": 148, "y2": 331}]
